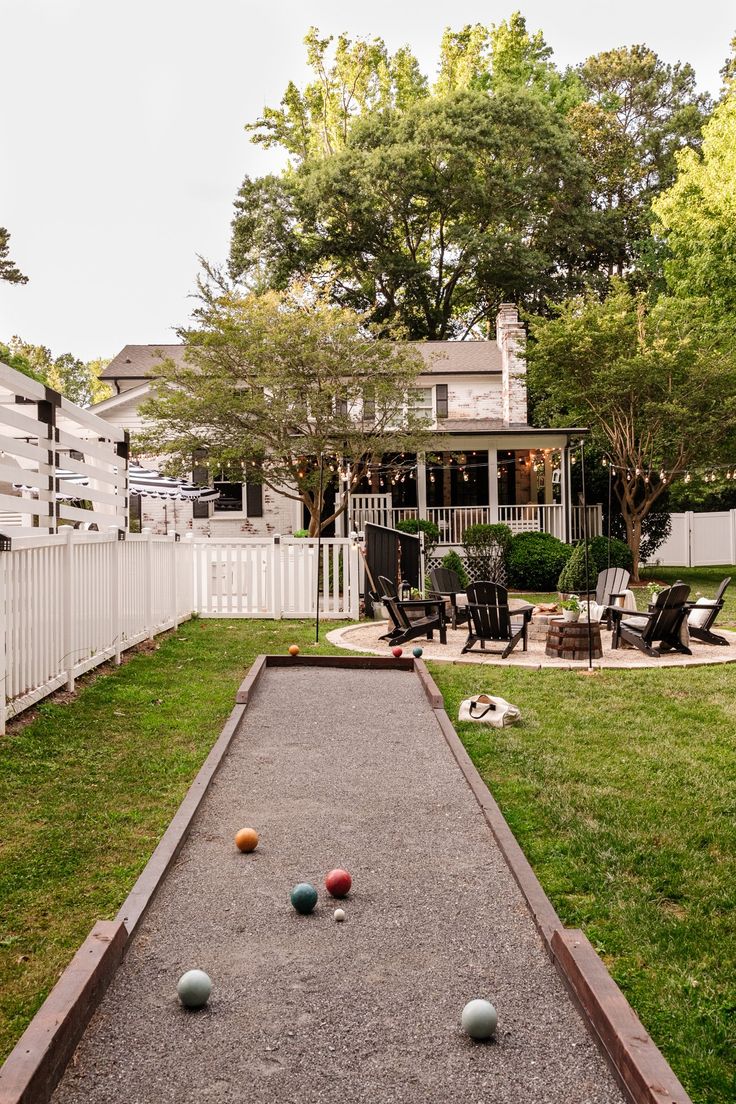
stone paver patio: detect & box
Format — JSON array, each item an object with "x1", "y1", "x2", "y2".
[{"x1": 327, "y1": 619, "x2": 736, "y2": 670}]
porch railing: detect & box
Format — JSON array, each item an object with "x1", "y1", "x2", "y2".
[{"x1": 350, "y1": 499, "x2": 602, "y2": 545}]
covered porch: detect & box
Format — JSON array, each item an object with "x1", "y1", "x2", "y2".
[{"x1": 346, "y1": 431, "x2": 601, "y2": 547}]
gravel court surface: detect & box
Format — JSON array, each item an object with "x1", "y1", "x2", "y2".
[{"x1": 53, "y1": 667, "x2": 625, "y2": 1104}]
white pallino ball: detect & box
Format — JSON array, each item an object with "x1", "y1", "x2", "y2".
[
  {"x1": 333, "y1": 908, "x2": 346, "y2": 922},
  {"x1": 177, "y1": 969, "x2": 212, "y2": 1009},
  {"x1": 461, "y1": 999, "x2": 497, "y2": 1040}
]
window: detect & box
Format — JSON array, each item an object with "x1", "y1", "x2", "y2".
[
  {"x1": 212, "y1": 464, "x2": 264, "y2": 517},
  {"x1": 362, "y1": 388, "x2": 375, "y2": 423},
  {"x1": 409, "y1": 387, "x2": 433, "y2": 421}
]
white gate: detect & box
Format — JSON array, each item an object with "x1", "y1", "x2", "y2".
[
  {"x1": 188, "y1": 535, "x2": 360, "y2": 620},
  {"x1": 647, "y1": 511, "x2": 736, "y2": 567}
]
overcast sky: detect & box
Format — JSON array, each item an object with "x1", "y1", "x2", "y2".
[{"x1": 1, "y1": 0, "x2": 733, "y2": 361}]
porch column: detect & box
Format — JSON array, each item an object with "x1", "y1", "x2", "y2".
[
  {"x1": 561, "y1": 446, "x2": 571, "y2": 544},
  {"x1": 488, "y1": 448, "x2": 498, "y2": 523},
  {"x1": 417, "y1": 454, "x2": 427, "y2": 520},
  {"x1": 543, "y1": 451, "x2": 554, "y2": 504}
]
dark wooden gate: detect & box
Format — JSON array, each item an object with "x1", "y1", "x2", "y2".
[{"x1": 363, "y1": 523, "x2": 421, "y2": 616}]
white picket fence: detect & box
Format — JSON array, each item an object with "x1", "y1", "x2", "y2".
[
  {"x1": 646, "y1": 511, "x2": 736, "y2": 567},
  {"x1": 0, "y1": 531, "x2": 359, "y2": 729}
]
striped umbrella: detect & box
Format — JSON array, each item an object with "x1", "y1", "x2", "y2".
[
  {"x1": 14, "y1": 469, "x2": 91, "y2": 500},
  {"x1": 129, "y1": 464, "x2": 219, "y2": 502}
]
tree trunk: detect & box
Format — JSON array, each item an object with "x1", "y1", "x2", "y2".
[{"x1": 623, "y1": 510, "x2": 643, "y2": 582}]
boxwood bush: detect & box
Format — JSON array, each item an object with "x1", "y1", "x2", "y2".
[
  {"x1": 395, "y1": 518, "x2": 441, "y2": 555},
  {"x1": 589, "y1": 535, "x2": 633, "y2": 574},
  {"x1": 507, "y1": 531, "x2": 572, "y2": 591},
  {"x1": 557, "y1": 541, "x2": 598, "y2": 594}
]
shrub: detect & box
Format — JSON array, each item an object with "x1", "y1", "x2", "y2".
[
  {"x1": 396, "y1": 517, "x2": 440, "y2": 555},
  {"x1": 440, "y1": 550, "x2": 468, "y2": 590},
  {"x1": 507, "y1": 531, "x2": 572, "y2": 591},
  {"x1": 292, "y1": 528, "x2": 309, "y2": 538},
  {"x1": 589, "y1": 535, "x2": 633, "y2": 574},
  {"x1": 462, "y1": 523, "x2": 513, "y2": 584},
  {"x1": 557, "y1": 541, "x2": 598, "y2": 594}
]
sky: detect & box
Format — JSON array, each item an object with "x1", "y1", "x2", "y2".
[{"x1": 1, "y1": 0, "x2": 733, "y2": 362}]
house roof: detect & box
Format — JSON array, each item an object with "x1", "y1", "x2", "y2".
[{"x1": 101, "y1": 341, "x2": 502, "y2": 381}]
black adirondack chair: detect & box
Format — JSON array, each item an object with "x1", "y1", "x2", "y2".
[
  {"x1": 610, "y1": 582, "x2": 691, "y2": 657},
  {"x1": 687, "y1": 576, "x2": 731, "y2": 646},
  {"x1": 461, "y1": 581, "x2": 532, "y2": 658},
  {"x1": 377, "y1": 576, "x2": 447, "y2": 646},
  {"x1": 428, "y1": 566, "x2": 470, "y2": 631},
  {"x1": 594, "y1": 566, "x2": 631, "y2": 626}
]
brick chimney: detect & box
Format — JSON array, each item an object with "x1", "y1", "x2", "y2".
[{"x1": 497, "y1": 304, "x2": 527, "y2": 426}]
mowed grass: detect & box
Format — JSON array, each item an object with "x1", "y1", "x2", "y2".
[
  {"x1": 641, "y1": 565, "x2": 736, "y2": 626},
  {"x1": 430, "y1": 661, "x2": 736, "y2": 1104},
  {"x1": 0, "y1": 608, "x2": 734, "y2": 1104},
  {"x1": 0, "y1": 620, "x2": 341, "y2": 1063}
]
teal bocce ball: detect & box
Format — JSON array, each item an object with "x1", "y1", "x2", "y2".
[
  {"x1": 177, "y1": 969, "x2": 212, "y2": 1009},
  {"x1": 412, "y1": 646, "x2": 423, "y2": 658},
  {"x1": 290, "y1": 882, "x2": 318, "y2": 914},
  {"x1": 461, "y1": 999, "x2": 497, "y2": 1040}
]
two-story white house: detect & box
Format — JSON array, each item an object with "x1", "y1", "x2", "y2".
[{"x1": 91, "y1": 304, "x2": 598, "y2": 547}]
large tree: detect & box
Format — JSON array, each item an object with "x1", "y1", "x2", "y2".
[
  {"x1": 231, "y1": 88, "x2": 593, "y2": 339},
  {"x1": 570, "y1": 46, "x2": 710, "y2": 278},
  {"x1": 0, "y1": 227, "x2": 28, "y2": 285},
  {"x1": 527, "y1": 283, "x2": 736, "y2": 578},
  {"x1": 139, "y1": 284, "x2": 438, "y2": 536},
  {"x1": 652, "y1": 89, "x2": 736, "y2": 318}
]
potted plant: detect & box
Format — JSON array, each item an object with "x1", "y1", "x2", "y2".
[{"x1": 560, "y1": 595, "x2": 580, "y2": 623}]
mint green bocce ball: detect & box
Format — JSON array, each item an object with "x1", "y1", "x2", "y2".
[
  {"x1": 290, "y1": 882, "x2": 318, "y2": 914},
  {"x1": 461, "y1": 998, "x2": 497, "y2": 1040},
  {"x1": 177, "y1": 969, "x2": 212, "y2": 1009}
]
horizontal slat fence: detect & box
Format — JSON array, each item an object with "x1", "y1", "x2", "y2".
[{"x1": 0, "y1": 531, "x2": 360, "y2": 729}]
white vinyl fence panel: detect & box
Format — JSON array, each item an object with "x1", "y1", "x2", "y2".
[
  {"x1": 0, "y1": 531, "x2": 360, "y2": 730},
  {"x1": 646, "y1": 511, "x2": 736, "y2": 567}
]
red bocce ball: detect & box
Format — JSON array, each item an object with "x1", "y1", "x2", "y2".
[
  {"x1": 325, "y1": 868, "x2": 352, "y2": 898},
  {"x1": 392, "y1": 646, "x2": 403, "y2": 658}
]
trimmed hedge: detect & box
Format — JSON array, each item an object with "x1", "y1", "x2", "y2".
[
  {"x1": 589, "y1": 535, "x2": 633, "y2": 574},
  {"x1": 441, "y1": 550, "x2": 469, "y2": 590},
  {"x1": 395, "y1": 517, "x2": 441, "y2": 555},
  {"x1": 507, "y1": 531, "x2": 572, "y2": 591}
]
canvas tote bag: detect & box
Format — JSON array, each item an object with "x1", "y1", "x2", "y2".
[{"x1": 458, "y1": 693, "x2": 521, "y2": 727}]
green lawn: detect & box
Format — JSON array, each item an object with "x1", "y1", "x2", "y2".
[
  {"x1": 0, "y1": 608, "x2": 734, "y2": 1103},
  {"x1": 640, "y1": 565, "x2": 736, "y2": 626}
]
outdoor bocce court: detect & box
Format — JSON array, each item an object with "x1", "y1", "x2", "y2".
[{"x1": 2, "y1": 656, "x2": 689, "y2": 1104}]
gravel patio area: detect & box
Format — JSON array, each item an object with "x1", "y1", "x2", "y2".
[
  {"x1": 53, "y1": 666, "x2": 625, "y2": 1104},
  {"x1": 328, "y1": 620, "x2": 736, "y2": 669}
]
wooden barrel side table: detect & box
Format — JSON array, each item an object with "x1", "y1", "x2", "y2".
[{"x1": 545, "y1": 618, "x2": 603, "y2": 661}]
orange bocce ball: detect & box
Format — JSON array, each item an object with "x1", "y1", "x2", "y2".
[
  {"x1": 235, "y1": 827, "x2": 259, "y2": 853},
  {"x1": 288, "y1": 644, "x2": 300, "y2": 656}
]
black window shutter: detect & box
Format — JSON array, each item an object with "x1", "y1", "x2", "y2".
[
  {"x1": 363, "y1": 389, "x2": 375, "y2": 422},
  {"x1": 192, "y1": 448, "x2": 210, "y2": 518},
  {"x1": 336, "y1": 398, "x2": 348, "y2": 416},
  {"x1": 246, "y1": 481, "x2": 263, "y2": 517},
  {"x1": 436, "y1": 384, "x2": 448, "y2": 419}
]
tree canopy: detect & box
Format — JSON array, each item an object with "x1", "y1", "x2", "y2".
[
  {"x1": 139, "y1": 284, "x2": 438, "y2": 535},
  {"x1": 230, "y1": 18, "x2": 711, "y2": 335},
  {"x1": 652, "y1": 89, "x2": 736, "y2": 318},
  {"x1": 0, "y1": 228, "x2": 28, "y2": 285},
  {"x1": 232, "y1": 87, "x2": 592, "y2": 339},
  {"x1": 1, "y1": 338, "x2": 111, "y2": 407},
  {"x1": 527, "y1": 283, "x2": 736, "y2": 576}
]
